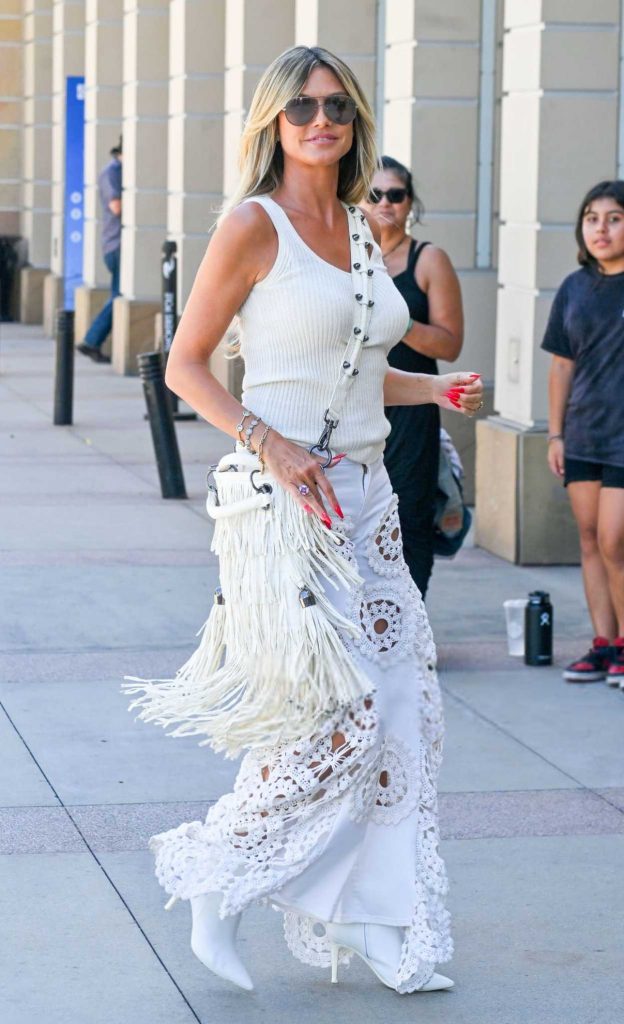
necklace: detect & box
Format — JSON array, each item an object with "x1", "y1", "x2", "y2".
[{"x1": 381, "y1": 234, "x2": 408, "y2": 260}]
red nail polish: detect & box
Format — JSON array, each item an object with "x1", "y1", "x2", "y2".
[
  {"x1": 322, "y1": 515, "x2": 332, "y2": 529},
  {"x1": 303, "y1": 504, "x2": 312, "y2": 513},
  {"x1": 450, "y1": 399, "x2": 461, "y2": 408},
  {"x1": 333, "y1": 502, "x2": 344, "y2": 519},
  {"x1": 469, "y1": 373, "x2": 481, "y2": 379}
]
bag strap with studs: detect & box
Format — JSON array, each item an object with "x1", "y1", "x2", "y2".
[{"x1": 309, "y1": 204, "x2": 375, "y2": 463}]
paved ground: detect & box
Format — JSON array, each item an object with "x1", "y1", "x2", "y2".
[{"x1": 1, "y1": 324, "x2": 623, "y2": 1024}]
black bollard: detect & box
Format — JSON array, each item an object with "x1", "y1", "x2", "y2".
[
  {"x1": 53, "y1": 309, "x2": 74, "y2": 425},
  {"x1": 161, "y1": 239, "x2": 196, "y2": 421},
  {"x1": 138, "y1": 350, "x2": 187, "y2": 499}
]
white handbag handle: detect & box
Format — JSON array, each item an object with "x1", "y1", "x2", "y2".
[
  {"x1": 207, "y1": 491, "x2": 272, "y2": 519},
  {"x1": 205, "y1": 446, "x2": 274, "y2": 520}
]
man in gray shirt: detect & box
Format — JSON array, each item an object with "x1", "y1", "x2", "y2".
[{"x1": 77, "y1": 138, "x2": 122, "y2": 362}]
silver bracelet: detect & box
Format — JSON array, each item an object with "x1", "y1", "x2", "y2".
[
  {"x1": 235, "y1": 409, "x2": 252, "y2": 440},
  {"x1": 243, "y1": 417, "x2": 261, "y2": 451},
  {"x1": 547, "y1": 433, "x2": 563, "y2": 443}
]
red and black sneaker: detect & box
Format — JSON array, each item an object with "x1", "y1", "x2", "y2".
[
  {"x1": 563, "y1": 637, "x2": 612, "y2": 682},
  {"x1": 606, "y1": 637, "x2": 624, "y2": 687}
]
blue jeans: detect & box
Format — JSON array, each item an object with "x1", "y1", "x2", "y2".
[{"x1": 83, "y1": 248, "x2": 120, "y2": 349}]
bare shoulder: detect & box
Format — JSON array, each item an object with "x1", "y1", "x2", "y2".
[
  {"x1": 207, "y1": 199, "x2": 277, "y2": 282},
  {"x1": 417, "y1": 244, "x2": 458, "y2": 285},
  {"x1": 212, "y1": 200, "x2": 276, "y2": 250},
  {"x1": 418, "y1": 244, "x2": 456, "y2": 274}
]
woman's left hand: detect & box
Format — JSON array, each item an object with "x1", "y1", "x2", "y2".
[{"x1": 433, "y1": 372, "x2": 483, "y2": 416}]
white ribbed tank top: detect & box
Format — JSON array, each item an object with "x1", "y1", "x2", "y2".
[{"x1": 238, "y1": 196, "x2": 410, "y2": 466}]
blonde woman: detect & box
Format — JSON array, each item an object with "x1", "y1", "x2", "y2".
[{"x1": 128, "y1": 46, "x2": 482, "y2": 994}]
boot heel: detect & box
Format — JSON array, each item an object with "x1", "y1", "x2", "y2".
[{"x1": 330, "y1": 943, "x2": 339, "y2": 984}]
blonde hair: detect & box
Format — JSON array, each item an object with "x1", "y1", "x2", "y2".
[{"x1": 220, "y1": 45, "x2": 379, "y2": 221}]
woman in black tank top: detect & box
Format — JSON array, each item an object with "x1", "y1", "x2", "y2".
[{"x1": 363, "y1": 157, "x2": 464, "y2": 597}]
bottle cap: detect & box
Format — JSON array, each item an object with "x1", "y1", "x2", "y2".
[{"x1": 528, "y1": 590, "x2": 550, "y2": 603}]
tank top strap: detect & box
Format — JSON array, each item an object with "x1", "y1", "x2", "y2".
[
  {"x1": 241, "y1": 194, "x2": 292, "y2": 235},
  {"x1": 239, "y1": 195, "x2": 294, "y2": 280},
  {"x1": 407, "y1": 239, "x2": 431, "y2": 276}
]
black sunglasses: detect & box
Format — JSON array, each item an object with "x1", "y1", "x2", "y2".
[
  {"x1": 282, "y1": 94, "x2": 357, "y2": 127},
  {"x1": 368, "y1": 187, "x2": 409, "y2": 204}
]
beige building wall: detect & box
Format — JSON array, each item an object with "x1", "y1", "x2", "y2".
[
  {"x1": 476, "y1": 0, "x2": 620, "y2": 563},
  {"x1": 83, "y1": 0, "x2": 123, "y2": 290},
  {"x1": 167, "y1": 0, "x2": 226, "y2": 307},
  {"x1": 0, "y1": 1, "x2": 22, "y2": 239},
  {"x1": 112, "y1": 0, "x2": 170, "y2": 374},
  {"x1": 213, "y1": 0, "x2": 296, "y2": 392},
  {"x1": 383, "y1": 0, "x2": 502, "y2": 499},
  {"x1": 73, "y1": 0, "x2": 123, "y2": 349},
  {"x1": 0, "y1": 2, "x2": 23, "y2": 321},
  {"x1": 21, "y1": 0, "x2": 52, "y2": 275},
  {"x1": 12, "y1": 0, "x2": 624, "y2": 563},
  {"x1": 20, "y1": 1, "x2": 53, "y2": 323}
]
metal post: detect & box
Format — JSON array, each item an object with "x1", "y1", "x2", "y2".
[
  {"x1": 161, "y1": 238, "x2": 196, "y2": 421},
  {"x1": 138, "y1": 350, "x2": 187, "y2": 499},
  {"x1": 53, "y1": 309, "x2": 74, "y2": 425}
]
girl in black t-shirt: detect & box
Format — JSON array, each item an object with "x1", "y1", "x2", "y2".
[{"x1": 542, "y1": 180, "x2": 624, "y2": 686}]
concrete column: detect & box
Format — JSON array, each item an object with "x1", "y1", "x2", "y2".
[
  {"x1": 476, "y1": 0, "x2": 620, "y2": 563},
  {"x1": 383, "y1": 0, "x2": 502, "y2": 502},
  {"x1": 74, "y1": 0, "x2": 123, "y2": 351},
  {"x1": 295, "y1": 0, "x2": 377, "y2": 97},
  {"x1": 0, "y1": 2, "x2": 23, "y2": 321},
  {"x1": 20, "y1": 1, "x2": 53, "y2": 323},
  {"x1": 113, "y1": 0, "x2": 169, "y2": 375},
  {"x1": 43, "y1": 0, "x2": 84, "y2": 335},
  {"x1": 216, "y1": 0, "x2": 295, "y2": 394},
  {"x1": 168, "y1": 0, "x2": 226, "y2": 307}
]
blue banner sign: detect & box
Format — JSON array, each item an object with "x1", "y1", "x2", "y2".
[{"x1": 63, "y1": 76, "x2": 85, "y2": 310}]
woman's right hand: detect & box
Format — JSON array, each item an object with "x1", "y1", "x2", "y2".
[
  {"x1": 260, "y1": 431, "x2": 344, "y2": 528},
  {"x1": 547, "y1": 437, "x2": 565, "y2": 479}
]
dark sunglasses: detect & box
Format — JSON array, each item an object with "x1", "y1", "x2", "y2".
[
  {"x1": 282, "y1": 94, "x2": 357, "y2": 127},
  {"x1": 368, "y1": 187, "x2": 409, "y2": 204}
]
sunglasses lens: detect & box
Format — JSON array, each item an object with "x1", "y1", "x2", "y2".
[
  {"x1": 369, "y1": 189, "x2": 382, "y2": 204},
  {"x1": 387, "y1": 188, "x2": 407, "y2": 203},
  {"x1": 284, "y1": 97, "x2": 317, "y2": 126},
  {"x1": 325, "y1": 95, "x2": 357, "y2": 125}
]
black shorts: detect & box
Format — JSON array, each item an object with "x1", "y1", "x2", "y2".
[{"x1": 564, "y1": 457, "x2": 624, "y2": 488}]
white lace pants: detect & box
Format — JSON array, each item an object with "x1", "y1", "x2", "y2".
[{"x1": 149, "y1": 456, "x2": 452, "y2": 992}]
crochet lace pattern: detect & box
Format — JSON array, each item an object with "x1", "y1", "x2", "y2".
[{"x1": 148, "y1": 495, "x2": 452, "y2": 992}]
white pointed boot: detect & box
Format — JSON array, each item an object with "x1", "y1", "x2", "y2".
[
  {"x1": 326, "y1": 921, "x2": 453, "y2": 992},
  {"x1": 190, "y1": 892, "x2": 254, "y2": 991}
]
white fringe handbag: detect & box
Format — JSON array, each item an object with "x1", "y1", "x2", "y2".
[{"x1": 123, "y1": 205, "x2": 376, "y2": 758}]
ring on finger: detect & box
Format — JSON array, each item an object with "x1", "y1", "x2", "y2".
[{"x1": 298, "y1": 483, "x2": 310, "y2": 496}]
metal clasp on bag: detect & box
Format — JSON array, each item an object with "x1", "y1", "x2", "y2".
[
  {"x1": 309, "y1": 410, "x2": 337, "y2": 468},
  {"x1": 206, "y1": 463, "x2": 239, "y2": 507},
  {"x1": 250, "y1": 469, "x2": 273, "y2": 503}
]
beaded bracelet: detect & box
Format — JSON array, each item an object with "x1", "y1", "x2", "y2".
[
  {"x1": 242, "y1": 417, "x2": 261, "y2": 451},
  {"x1": 235, "y1": 409, "x2": 253, "y2": 443}
]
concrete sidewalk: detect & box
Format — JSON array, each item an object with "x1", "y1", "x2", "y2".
[{"x1": 1, "y1": 324, "x2": 622, "y2": 1024}]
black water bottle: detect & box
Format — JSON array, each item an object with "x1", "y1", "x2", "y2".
[{"x1": 524, "y1": 591, "x2": 553, "y2": 666}]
